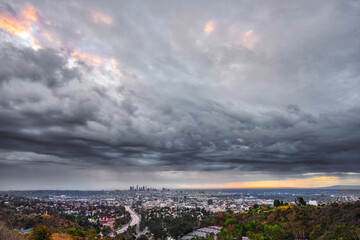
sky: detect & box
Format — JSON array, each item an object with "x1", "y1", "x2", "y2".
[{"x1": 0, "y1": 0, "x2": 359, "y2": 190}]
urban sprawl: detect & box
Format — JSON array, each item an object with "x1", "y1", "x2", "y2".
[{"x1": 1, "y1": 188, "x2": 359, "y2": 239}]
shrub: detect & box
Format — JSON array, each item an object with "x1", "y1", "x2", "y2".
[{"x1": 30, "y1": 225, "x2": 52, "y2": 240}]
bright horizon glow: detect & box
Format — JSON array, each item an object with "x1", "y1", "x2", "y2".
[{"x1": 179, "y1": 176, "x2": 360, "y2": 189}]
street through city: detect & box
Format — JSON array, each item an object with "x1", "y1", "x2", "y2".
[{"x1": 116, "y1": 206, "x2": 140, "y2": 234}]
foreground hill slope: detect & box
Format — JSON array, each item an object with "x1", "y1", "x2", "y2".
[
  {"x1": 0, "y1": 200, "x2": 359, "y2": 240},
  {"x1": 213, "y1": 201, "x2": 360, "y2": 240},
  {"x1": 0, "y1": 221, "x2": 26, "y2": 240}
]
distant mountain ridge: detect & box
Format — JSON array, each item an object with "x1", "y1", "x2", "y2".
[{"x1": 323, "y1": 185, "x2": 360, "y2": 190}]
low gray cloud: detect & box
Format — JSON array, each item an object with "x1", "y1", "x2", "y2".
[{"x1": 0, "y1": 43, "x2": 79, "y2": 87}]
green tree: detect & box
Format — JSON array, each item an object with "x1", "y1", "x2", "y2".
[
  {"x1": 138, "y1": 235, "x2": 148, "y2": 240},
  {"x1": 101, "y1": 225, "x2": 112, "y2": 237},
  {"x1": 30, "y1": 225, "x2": 52, "y2": 240},
  {"x1": 226, "y1": 208, "x2": 234, "y2": 214},
  {"x1": 152, "y1": 225, "x2": 166, "y2": 240},
  {"x1": 296, "y1": 197, "x2": 306, "y2": 206},
  {"x1": 274, "y1": 199, "x2": 281, "y2": 207},
  {"x1": 67, "y1": 227, "x2": 85, "y2": 237},
  {"x1": 224, "y1": 218, "x2": 237, "y2": 226},
  {"x1": 264, "y1": 224, "x2": 288, "y2": 239}
]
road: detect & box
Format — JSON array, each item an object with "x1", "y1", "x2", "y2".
[{"x1": 116, "y1": 206, "x2": 141, "y2": 234}]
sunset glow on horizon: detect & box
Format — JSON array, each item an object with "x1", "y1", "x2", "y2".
[{"x1": 179, "y1": 176, "x2": 360, "y2": 189}]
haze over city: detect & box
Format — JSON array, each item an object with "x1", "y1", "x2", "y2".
[{"x1": 0, "y1": 0, "x2": 359, "y2": 190}]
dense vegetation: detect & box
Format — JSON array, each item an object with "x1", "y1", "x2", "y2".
[
  {"x1": 214, "y1": 201, "x2": 360, "y2": 240},
  {"x1": 29, "y1": 225, "x2": 52, "y2": 240},
  {"x1": 137, "y1": 207, "x2": 212, "y2": 239},
  {"x1": 0, "y1": 206, "x2": 99, "y2": 239},
  {"x1": 0, "y1": 194, "x2": 135, "y2": 239}
]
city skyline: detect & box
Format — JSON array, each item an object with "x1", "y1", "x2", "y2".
[{"x1": 0, "y1": 0, "x2": 359, "y2": 190}]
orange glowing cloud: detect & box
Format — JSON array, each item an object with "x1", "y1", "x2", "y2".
[
  {"x1": 242, "y1": 30, "x2": 260, "y2": 50},
  {"x1": 204, "y1": 20, "x2": 215, "y2": 34},
  {"x1": 71, "y1": 50, "x2": 107, "y2": 66},
  {"x1": 70, "y1": 50, "x2": 122, "y2": 76},
  {"x1": 0, "y1": 5, "x2": 40, "y2": 36},
  {"x1": 23, "y1": 5, "x2": 40, "y2": 23},
  {"x1": 0, "y1": 14, "x2": 30, "y2": 37},
  {"x1": 109, "y1": 58, "x2": 122, "y2": 77},
  {"x1": 0, "y1": 4, "x2": 121, "y2": 75},
  {"x1": 90, "y1": 10, "x2": 113, "y2": 25},
  {"x1": 228, "y1": 25, "x2": 260, "y2": 50},
  {"x1": 0, "y1": 4, "x2": 41, "y2": 49}
]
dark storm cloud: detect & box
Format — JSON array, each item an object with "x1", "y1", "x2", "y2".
[
  {"x1": 0, "y1": 43, "x2": 79, "y2": 87},
  {"x1": 0, "y1": 0, "x2": 359, "y2": 189}
]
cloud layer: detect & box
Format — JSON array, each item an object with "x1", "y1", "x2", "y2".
[{"x1": 0, "y1": 0, "x2": 359, "y2": 189}]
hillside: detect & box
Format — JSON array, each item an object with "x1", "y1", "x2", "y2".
[
  {"x1": 213, "y1": 201, "x2": 360, "y2": 240},
  {"x1": 0, "y1": 221, "x2": 26, "y2": 240}
]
